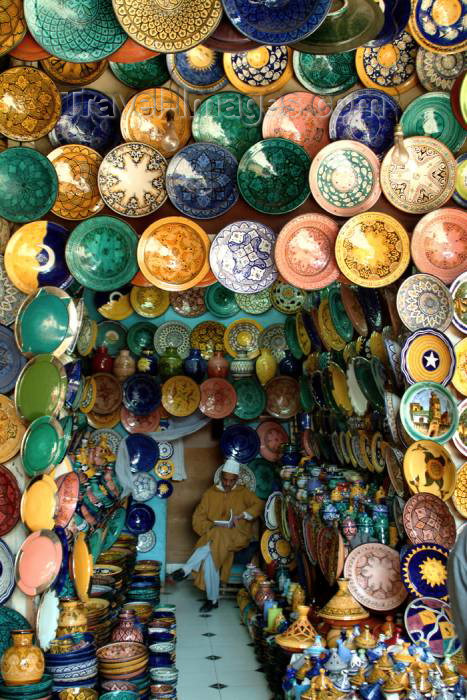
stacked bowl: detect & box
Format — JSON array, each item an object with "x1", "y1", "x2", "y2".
[
  {"x1": 85, "y1": 598, "x2": 111, "y2": 647},
  {"x1": 127, "y1": 561, "x2": 161, "y2": 605},
  {"x1": 97, "y1": 641, "x2": 150, "y2": 696},
  {"x1": 45, "y1": 634, "x2": 97, "y2": 694},
  {"x1": 0, "y1": 673, "x2": 53, "y2": 700}
]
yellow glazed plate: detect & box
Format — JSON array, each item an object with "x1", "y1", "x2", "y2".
[
  {"x1": 87, "y1": 407, "x2": 121, "y2": 429},
  {"x1": 0, "y1": 0, "x2": 26, "y2": 58},
  {"x1": 48, "y1": 145, "x2": 104, "y2": 221},
  {"x1": 80, "y1": 377, "x2": 97, "y2": 414},
  {"x1": 224, "y1": 318, "x2": 263, "y2": 359},
  {"x1": 20, "y1": 473, "x2": 57, "y2": 532},
  {"x1": 155, "y1": 459, "x2": 174, "y2": 479},
  {"x1": 130, "y1": 286, "x2": 170, "y2": 318},
  {"x1": 72, "y1": 532, "x2": 93, "y2": 603},
  {"x1": 328, "y1": 361, "x2": 352, "y2": 416},
  {"x1": 317, "y1": 299, "x2": 345, "y2": 351},
  {"x1": 452, "y1": 462, "x2": 467, "y2": 518},
  {"x1": 161, "y1": 376, "x2": 200, "y2": 417},
  {"x1": 335, "y1": 212, "x2": 410, "y2": 288},
  {"x1": 137, "y1": 217, "x2": 210, "y2": 291},
  {"x1": 295, "y1": 311, "x2": 311, "y2": 356},
  {"x1": 0, "y1": 395, "x2": 25, "y2": 463},
  {"x1": 403, "y1": 439, "x2": 456, "y2": 501},
  {"x1": 452, "y1": 337, "x2": 467, "y2": 396}
]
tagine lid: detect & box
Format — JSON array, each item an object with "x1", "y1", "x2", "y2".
[{"x1": 319, "y1": 577, "x2": 370, "y2": 622}]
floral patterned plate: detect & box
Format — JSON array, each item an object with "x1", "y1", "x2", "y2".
[
  {"x1": 269, "y1": 280, "x2": 307, "y2": 314},
  {"x1": 154, "y1": 321, "x2": 191, "y2": 360},
  {"x1": 224, "y1": 318, "x2": 263, "y2": 359},
  {"x1": 265, "y1": 376, "x2": 300, "y2": 419},
  {"x1": 258, "y1": 324, "x2": 287, "y2": 362},
  {"x1": 403, "y1": 439, "x2": 456, "y2": 501},
  {"x1": 396, "y1": 273, "x2": 453, "y2": 331},
  {"x1": 199, "y1": 378, "x2": 237, "y2": 419},
  {"x1": 161, "y1": 376, "x2": 201, "y2": 417},
  {"x1": 401, "y1": 543, "x2": 449, "y2": 601}
]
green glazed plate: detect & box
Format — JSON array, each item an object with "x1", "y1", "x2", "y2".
[
  {"x1": 96, "y1": 320, "x2": 127, "y2": 356},
  {"x1": 192, "y1": 91, "x2": 263, "y2": 161},
  {"x1": 0, "y1": 605, "x2": 32, "y2": 658},
  {"x1": 353, "y1": 356, "x2": 384, "y2": 411},
  {"x1": 293, "y1": 50, "x2": 358, "y2": 95},
  {"x1": 21, "y1": 415, "x2": 65, "y2": 477},
  {"x1": 238, "y1": 138, "x2": 311, "y2": 215},
  {"x1": 110, "y1": 55, "x2": 170, "y2": 89},
  {"x1": 400, "y1": 381, "x2": 458, "y2": 444},
  {"x1": 401, "y1": 92, "x2": 467, "y2": 154},
  {"x1": 127, "y1": 321, "x2": 157, "y2": 356},
  {"x1": 284, "y1": 315, "x2": 303, "y2": 360},
  {"x1": 0, "y1": 148, "x2": 58, "y2": 223},
  {"x1": 328, "y1": 286, "x2": 354, "y2": 342},
  {"x1": 88, "y1": 528, "x2": 104, "y2": 562},
  {"x1": 65, "y1": 216, "x2": 138, "y2": 292},
  {"x1": 247, "y1": 457, "x2": 275, "y2": 500},
  {"x1": 15, "y1": 354, "x2": 67, "y2": 422},
  {"x1": 233, "y1": 377, "x2": 266, "y2": 421},
  {"x1": 102, "y1": 506, "x2": 126, "y2": 550},
  {"x1": 235, "y1": 290, "x2": 272, "y2": 315},
  {"x1": 16, "y1": 288, "x2": 74, "y2": 358},
  {"x1": 299, "y1": 375, "x2": 314, "y2": 412},
  {"x1": 205, "y1": 283, "x2": 239, "y2": 318}
]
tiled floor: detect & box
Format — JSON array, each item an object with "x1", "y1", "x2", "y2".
[{"x1": 161, "y1": 580, "x2": 272, "y2": 699}]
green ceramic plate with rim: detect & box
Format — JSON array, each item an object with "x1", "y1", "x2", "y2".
[
  {"x1": 353, "y1": 356, "x2": 384, "y2": 411},
  {"x1": 65, "y1": 216, "x2": 139, "y2": 292},
  {"x1": 293, "y1": 50, "x2": 358, "y2": 94},
  {"x1": 233, "y1": 377, "x2": 266, "y2": 421},
  {"x1": 299, "y1": 375, "x2": 314, "y2": 412},
  {"x1": 401, "y1": 92, "x2": 467, "y2": 154},
  {"x1": 127, "y1": 321, "x2": 157, "y2": 356},
  {"x1": 205, "y1": 283, "x2": 239, "y2": 318},
  {"x1": 96, "y1": 320, "x2": 127, "y2": 356},
  {"x1": 15, "y1": 353, "x2": 68, "y2": 423},
  {"x1": 235, "y1": 290, "x2": 272, "y2": 315},
  {"x1": 284, "y1": 315, "x2": 303, "y2": 360},
  {"x1": 21, "y1": 415, "x2": 65, "y2": 477},
  {"x1": 102, "y1": 507, "x2": 126, "y2": 551},
  {"x1": 109, "y1": 55, "x2": 170, "y2": 89},
  {"x1": 238, "y1": 138, "x2": 311, "y2": 215},
  {"x1": 247, "y1": 457, "x2": 276, "y2": 500},
  {"x1": 88, "y1": 528, "x2": 104, "y2": 563},
  {"x1": 327, "y1": 285, "x2": 354, "y2": 342},
  {"x1": 399, "y1": 381, "x2": 459, "y2": 444},
  {"x1": 0, "y1": 147, "x2": 58, "y2": 224}
]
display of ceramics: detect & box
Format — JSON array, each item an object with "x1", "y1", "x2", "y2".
[
  {"x1": 98, "y1": 143, "x2": 167, "y2": 218},
  {"x1": 238, "y1": 138, "x2": 310, "y2": 214},
  {"x1": 190, "y1": 321, "x2": 225, "y2": 359},
  {"x1": 0, "y1": 147, "x2": 58, "y2": 224},
  {"x1": 400, "y1": 382, "x2": 458, "y2": 444},
  {"x1": 154, "y1": 322, "x2": 191, "y2": 360},
  {"x1": 335, "y1": 212, "x2": 410, "y2": 288},
  {"x1": 309, "y1": 140, "x2": 381, "y2": 217},
  {"x1": 401, "y1": 542, "x2": 450, "y2": 600},
  {"x1": 356, "y1": 31, "x2": 418, "y2": 95},
  {"x1": 167, "y1": 45, "x2": 227, "y2": 93},
  {"x1": 453, "y1": 337, "x2": 467, "y2": 396},
  {"x1": 192, "y1": 92, "x2": 262, "y2": 161},
  {"x1": 120, "y1": 88, "x2": 191, "y2": 158},
  {"x1": 220, "y1": 424, "x2": 260, "y2": 462},
  {"x1": 293, "y1": 50, "x2": 357, "y2": 95},
  {"x1": 403, "y1": 492, "x2": 456, "y2": 549},
  {"x1": 137, "y1": 217, "x2": 210, "y2": 292},
  {"x1": 329, "y1": 89, "x2": 401, "y2": 159},
  {"x1": 381, "y1": 136, "x2": 456, "y2": 213},
  {"x1": 343, "y1": 542, "x2": 407, "y2": 612},
  {"x1": 405, "y1": 597, "x2": 460, "y2": 658},
  {"x1": 396, "y1": 273, "x2": 453, "y2": 332},
  {"x1": 401, "y1": 328, "x2": 456, "y2": 386},
  {"x1": 166, "y1": 143, "x2": 238, "y2": 219},
  {"x1": 403, "y1": 439, "x2": 456, "y2": 501},
  {"x1": 66, "y1": 217, "x2": 138, "y2": 292},
  {"x1": 161, "y1": 376, "x2": 201, "y2": 417}
]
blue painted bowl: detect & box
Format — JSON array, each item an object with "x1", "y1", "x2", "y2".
[{"x1": 126, "y1": 503, "x2": 156, "y2": 535}]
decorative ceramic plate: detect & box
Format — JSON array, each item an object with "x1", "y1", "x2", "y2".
[
  {"x1": 0, "y1": 540, "x2": 14, "y2": 604},
  {"x1": 137, "y1": 217, "x2": 210, "y2": 292},
  {"x1": 258, "y1": 323, "x2": 287, "y2": 362},
  {"x1": 96, "y1": 320, "x2": 127, "y2": 356},
  {"x1": 155, "y1": 459, "x2": 174, "y2": 479},
  {"x1": 224, "y1": 319, "x2": 262, "y2": 359},
  {"x1": 401, "y1": 329, "x2": 456, "y2": 386},
  {"x1": 209, "y1": 220, "x2": 277, "y2": 294},
  {"x1": 170, "y1": 288, "x2": 206, "y2": 318},
  {"x1": 238, "y1": 138, "x2": 310, "y2": 214},
  {"x1": 453, "y1": 337, "x2": 467, "y2": 396},
  {"x1": 403, "y1": 439, "x2": 456, "y2": 501},
  {"x1": 316, "y1": 525, "x2": 344, "y2": 585},
  {"x1": 167, "y1": 45, "x2": 227, "y2": 94},
  {"x1": 400, "y1": 381, "x2": 458, "y2": 444},
  {"x1": 453, "y1": 460, "x2": 467, "y2": 516},
  {"x1": 137, "y1": 530, "x2": 156, "y2": 553},
  {"x1": 113, "y1": 0, "x2": 222, "y2": 53},
  {"x1": 133, "y1": 471, "x2": 158, "y2": 502},
  {"x1": 411, "y1": 208, "x2": 467, "y2": 284},
  {"x1": 92, "y1": 372, "x2": 122, "y2": 415},
  {"x1": 401, "y1": 543, "x2": 449, "y2": 600},
  {"x1": 265, "y1": 376, "x2": 300, "y2": 419},
  {"x1": 15, "y1": 354, "x2": 67, "y2": 423},
  {"x1": 220, "y1": 424, "x2": 260, "y2": 462},
  {"x1": 453, "y1": 153, "x2": 467, "y2": 207},
  {"x1": 156, "y1": 479, "x2": 174, "y2": 499},
  {"x1": 293, "y1": 50, "x2": 357, "y2": 95},
  {"x1": 190, "y1": 321, "x2": 225, "y2": 359},
  {"x1": 356, "y1": 31, "x2": 417, "y2": 95},
  {"x1": 127, "y1": 433, "x2": 159, "y2": 473},
  {"x1": 72, "y1": 532, "x2": 92, "y2": 602},
  {"x1": 401, "y1": 92, "x2": 466, "y2": 153},
  {"x1": 166, "y1": 142, "x2": 238, "y2": 220},
  {"x1": 98, "y1": 142, "x2": 167, "y2": 218},
  {"x1": 161, "y1": 376, "x2": 200, "y2": 417},
  {"x1": 66, "y1": 216, "x2": 138, "y2": 291},
  {"x1": 403, "y1": 492, "x2": 456, "y2": 548},
  {"x1": 223, "y1": 45, "x2": 292, "y2": 95},
  {"x1": 127, "y1": 321, "x2": 158, "y2": 355},
  {"x1": 0, "y1": 66, "x2": 60, "y2": 142},
  {"x1": 328, "y1": 88, "x2": 401, "y2": 159},
  {"x1": 130, "y1": 286, "x2": 170, "y2": 319},
  {"x1": 192, "y1": 92, "x2": 262, "y2": 161},
  {"x1": 41, "y1": 56, "x2": 108, "y2": 86},
  {"x1": 233, "y1": 378, "x2": 266, "y2": 421},
  {"x1": 199, "y1": 378, "x2": 236, "y2": 419},
  {"x1": 416, "y1": 48, "x2": 467, "y2": 92},
  {"x1": 122, "y1": 373, "x2": 161, "y2": 416},
  {"x1": 21, "y1": 415, "x2": 64, "y2": 478},
  {"x1": 15, "y1": 529, "x2": 62, "y2": 596},
  {"x1": 110, "y1": 54, "x2": 169, "y2": 89},
  {"x1": 0, "y1": 148, "x2": 58, "y2": 224},
  {"x1": 36, "y1": 588, "x2": 59, "y2": 651},
  {"x1": 16, "y1": 287, "x2": 77, "y2": 359},
  {"x1": 48, "y1": 145, "x2": 104, "y2": 221},
  {"x1": 121, "y1": 406, "x2": 160, "y2": 434},
  {"x1": 453, "y1": 399, "x2": 467, "y2": 457},
  {"x1": 260, "y1": 529, "x2": 292, "y2": 565},
  {"x1": 264, "y1": 492, "x2": 283, "y2": 530},
  {"x1": 0, "y1": 0, "x2": 26, "y2": 57},
  {"x1": 335, "y1": 212, "x2": 410, "y2": 288},
  {"x1": 0, "y1": 325, "x2": 25, "y2": 395},
  {"x1": 381, "y1": 135, "x2": 456, "y2": 213},
  {"x1": 309, "y1": 141, "x2": 381, "y2": 217},
  {"x1": 274, "y1": 214, "x2": 339, "y2": 290},
  {"x1": 410, "y1": 0, "x2": 466, "y2": 54},
  {"x1": 0, "y1": 463, "x2": 21, "y2": 537},
  {"x1": 154, "y1": 321, "x2": 191, "y2": 360},
  {"x1": 343, "y1": 542, "x2": 407, "y2": 611},
  {"x1": 257, "y1": 420, "x2": 288, "y2": 462},
  {"x1": 269, "y1": 281, "x2": 306, "y2": 315},
  {"x1": 396, "y1": 273, "x2": 453, "y2": 331},
  {"x1": 120, "y1": 87, "x2": 191, "y2": 158},
  {"x1": 405, "y1": 597, "x2": 461, "y2": 658},
  {"x1": 235, "y1": 290, "x2": 272, "y2": 315}
]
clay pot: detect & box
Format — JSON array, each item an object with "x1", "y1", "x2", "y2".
[
  {"x1": 159, "y1": 345, "x2": 183, "y2": 381},
  {"x1": 92, "y1": 346, "x2": 113, "y2": 373},
  {"x1": 183, "y1": 348, "x2": 207, "y2": 383},
  {"x1": 207, "y1": 351, "x2": 229, "y2": 378},
  {"x1": 57, "y1": 598, "x2": 87, "y2": 636},
  {"x1": 111, "y1": 610, "x2": 144, "y2": 643},
  {"x1": 1, "y1": 630, "x2": 44, "y2": 686},
  {"x1": 113, "y1": 349, "x2": 136, "y2": 381}
]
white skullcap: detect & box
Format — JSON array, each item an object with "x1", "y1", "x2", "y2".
[{"x1": 221, "y1": 457, "x2": 242, "y2": 475}]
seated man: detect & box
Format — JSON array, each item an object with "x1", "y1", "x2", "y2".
[{"x1": 172, "y1": 457, "x2": 263, "y2": 612}]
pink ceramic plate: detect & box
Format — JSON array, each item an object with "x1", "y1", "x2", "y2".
[
  {"x1": 274, "y1": 213, "x2": 340, "y2": 290},
  {"x1": 411, "y1": 208, "x2": 467, "y2": 284},
  {"x1": 257, "y1": 420, "x2": 289, "y2": 461},
  {"x1": 120, "y1": 406, "x2": 160, "y2": 434},
  {"x1": 54, "y1": 472, "x2": 79, "y2": 528},
  {"x1": 344, "y1": 542, "x2": 407, "y2": 612},
  {"x1": 15, "y1": 529, "x2": 62, "y2": 596},
  {"x1": 403, "y1": 493, "x2": 456, "y2": 548},
  {"x1": 198, "y1": 378, "x2": 237, "y2": 419},
  {"x1": 262, "y1": 91, "x2": 331, "y2": 159},
  {"x1": 265, "y1": 377, "x2": 300, "y2": 420}
]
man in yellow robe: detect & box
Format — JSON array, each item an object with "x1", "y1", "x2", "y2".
[{"x1": 172, "y1": 457, "x2": 264, "y2": 612}]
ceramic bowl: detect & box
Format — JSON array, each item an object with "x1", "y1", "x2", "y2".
[{"x1": 58, "y1": 689, "x2": 98, "y2": 700}]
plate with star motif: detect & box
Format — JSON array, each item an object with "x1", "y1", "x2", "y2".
[
  {"x1": 401, "y1": 329, "x2": 456, "y2": 386},
  {"x1": 401, "y1": 543, "x2": 450, "y2": 601},
  {"x1": 396, "y1": 273, "x2": 453, "y2": 331}
]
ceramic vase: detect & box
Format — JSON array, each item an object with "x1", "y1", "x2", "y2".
[
  {"x1": 92, "y1": 346, "x2": 113, "y2": 373},
  {"x1": 1, "y1": 630, "x2": 45, "y2": 686},
  {"x1": 57, "y1": 598, "x2": 87, "y2": 636},
  {"x1": 207, "y1": 351, "x2": 229, "y2": 378},
  {"x1": 159, "y1": 345, "x2": 183, "y2": 381},
  {"x1": 255, "y1": 580, "x2": 275, "y2": 611},
  {"x1": 137, "y1": 349, "x2": 159, "y2": 375},
  {"x1": 255, "y1": 348, "x2": 277, "y2": 385},
  {"x1": 110, "y1": 610, "x2": 144, "y2": 643},
  {"x1": 230, "y1": 350, "x2": 255, "y2": 379},
  {"x1": 113, "y1": 349, "x2": 136, "y2": 381},
  {"x1": 183, "y1": 348, "x2": 207, "y2": 383}
]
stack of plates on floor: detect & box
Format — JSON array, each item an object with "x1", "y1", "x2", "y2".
[
  {"x1": 85, "y1": 597, "x2": 111, "y2": 647},
  {"x1": 45, "y1": 634, "x2": 97, "y2": 693},
  {"x1": 123, "y1": 601, "x2": 154, "y2": 626},
  {"x1": 127, "y1": 560, "x2": 161, "y2": 605},
  {"x1": 0, "y1": 673, "x2": 53, "y2": 700},
  {"x1": 97, "y1": 641, "x2": 150, "y2": 696}
]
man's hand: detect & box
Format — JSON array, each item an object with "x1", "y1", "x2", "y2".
[{"x1": 232, "y1": 515, "x2": 245, "y2": 527}]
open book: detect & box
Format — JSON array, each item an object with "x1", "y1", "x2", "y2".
[{"x1": 214, "y1": 509, "x2": 234, "y2": 527}]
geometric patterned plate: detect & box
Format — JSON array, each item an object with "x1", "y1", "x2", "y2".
[
  {"x1": 452, "y1": 461, "x2": 467, "y2": 517},
  {"x1": 401, "y1": 542, "x2": 449, "y2": 600},
  {"x1": 410, "y1": 207, "x2": 467, "y2": 284},
  {"x1": 48, "y1": 145, "x2": 104, "y2": 221},
  {"x1": 404, "y1": 596, "x2": 461, "y2": 658},
  {"x1": 396, "y1": 273, "x2": 453, "y2": 331},
  {"x1": 401, "y1": 328, "x2": 456, "y2": 386},
  {"x1": 154, "y1": 321, "x2": 191, "y2": 360},
  {"x1": 403, "y1": 492, "x2": 456, "y2": 548},
  {"x1": 343, "y1": 542, "x2": 407, "y2": 611}
]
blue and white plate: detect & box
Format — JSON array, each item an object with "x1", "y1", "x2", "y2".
[
  {"x1": 329, "y1": 88, "x2": 401, "y2": 159},
  {"x1": 137, "y1": 530, "x2": 156, "y2": 553},
  {"x1": 0, "y1": 539, "x2": 15, "y2": 604},
  {"x1": 133, "y1": 472, "x2": 158, "y2": 502},
  {"x1": 209, "y1": 220, "x2": 278, "y2": 294},
  {"x1": 220, "y1": 424, "x2": 260, "y2": 462},
  {"x1": 0, "y1": 324, "x2": 26, "y2": 394},
  {"x1": 166, "y1": 47, "x2": 227, "y2": 94},
  {"x1": 157, "y1": 441, "x2": 174, "y2": 460},
  {"x1": 127, "y1": 434, "x2": 160, "y2": 473},
  {"x1": 221, "y1": 0, "x2": 332, "y2": 45},
  {"x1": 165, "y1": 143, "x2": 239, "y2": 219},
  {"x1": 123, "y1": 374, "x2": 161, "y2": 416},
  {"x1": 126, "y1": 503, "x2": 156, "y2": 534}
]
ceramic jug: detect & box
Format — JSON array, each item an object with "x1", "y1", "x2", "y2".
[
  {"x1": 92, "y1": 345, "x2": 113, "y2": 373},
  {"x1": 255, "y1": 348, "x2": 277, "y2": 385},
  {"x1": 207, "y1": 351, "x2": 229, "y2": 378},
  {"x1": 1, "y1": 630, "x2": 45, "y2": 686},
  {"x1": 159, "y1": 345, "x2": 183, "y2": 381},
  {"x1": 230, "y1": 350, "x2": 254, "y2": 379},
  {"x1": 113, "y1": 349, "x2": 136, "y2": 381}
]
